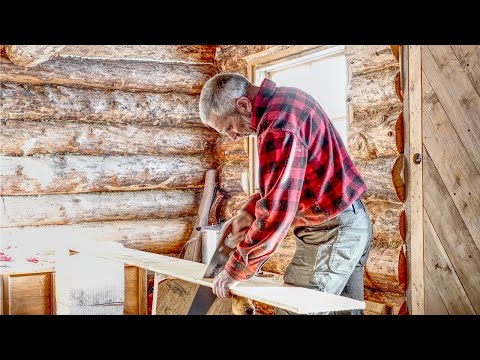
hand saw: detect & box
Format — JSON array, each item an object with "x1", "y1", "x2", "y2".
[{"x1": 187, "y1": 221, "x2": 236, "y2": 315}]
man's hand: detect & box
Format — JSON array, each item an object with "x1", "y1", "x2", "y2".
[{"x1": 212, "y1": 269, "x2": 240, "y2": 298}]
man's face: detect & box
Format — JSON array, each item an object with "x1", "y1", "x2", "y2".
[{"x1": 208, "y1": 112, "x2": 254, "y2": 141}]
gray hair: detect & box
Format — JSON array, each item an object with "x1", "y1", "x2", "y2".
[{"x1": 199, "y1": 73, "x2": 250, "y2": 125}]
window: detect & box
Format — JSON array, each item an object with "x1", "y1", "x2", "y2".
[{"x1": 249, "y1": 45, "x2": 348, "y2": 193}]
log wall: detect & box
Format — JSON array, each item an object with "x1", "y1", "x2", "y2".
[
  {"x1": 0, "y1": 46, "x2": 218, "y2": 257},
  {"x1": 215, "y1": 45, "x2": 405, "y2": 313}
]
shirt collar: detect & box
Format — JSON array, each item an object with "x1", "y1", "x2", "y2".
[{"x1": 250, "y1": 78, "x2": 277, "y2": 131}]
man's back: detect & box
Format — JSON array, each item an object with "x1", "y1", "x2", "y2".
[{"x1": 250, "y1": 79, "x2": 367, "y2": 227}]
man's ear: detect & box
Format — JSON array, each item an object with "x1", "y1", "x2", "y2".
[{"x1": 236, "y1": 96, "x2": 252, "y2": 115}]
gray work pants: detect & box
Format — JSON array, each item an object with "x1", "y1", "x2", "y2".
[{"x1": 276, "y1": 198, "x2": 373, "y2": 315}]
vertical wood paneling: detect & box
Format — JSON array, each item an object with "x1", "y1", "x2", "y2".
[{"x1": 422, "y1": 45, "x2": 480, "y2": 314}]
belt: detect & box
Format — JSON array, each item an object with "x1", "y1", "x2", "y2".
[{"x1": 343, "y1": 198, "x2": 365, "y2": 213}]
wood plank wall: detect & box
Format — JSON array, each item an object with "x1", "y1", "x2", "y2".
[
  {"x1": 0, "y1": 46, "x2": 218, "y2": 256},
  {"x1": 215, "y1": 45, "x2": 406, "y2": 314},
  {"x1": 422, "y1": 45, "x2": 480, "y2": 314}
]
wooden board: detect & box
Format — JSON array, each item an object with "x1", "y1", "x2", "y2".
[
  {"x1": 451, "y1": 45, "x2": 480, "y2": 96},
  {"x1": 423, "y1": 150, "x2": 480, "y2": 313},
  {"x1": 422, "y1": 46, "x2": 480, "y2": 174},
  {"x1": 424, "y1": 210, "x2": 475, "y2": 314},
  {"x1": 423, "y1": 74, "x2": 480, "y2": 249},
  {"x1": 403, "y1": 45, "x2": 424, "y2": 314},
  {"x1": 7, "y1": 273, "x2": 53, "y2": 315},
  {"x1": 78, "y1": 246, "x2": 365, "y2": 314}
]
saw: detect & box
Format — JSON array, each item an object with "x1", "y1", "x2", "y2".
[{"x1": 187, "y1": 221, "x2": 236, "y2": 315}]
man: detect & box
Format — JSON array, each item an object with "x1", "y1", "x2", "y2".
[{"x1": 199, "y1": 73, "x2": 373, "y2": 314}]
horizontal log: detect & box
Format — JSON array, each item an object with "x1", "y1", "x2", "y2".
[
  {"x1": 223, "y1": 192, "x2": 250, "y2": 219},
  {"x1": 59, "y1": 45, "x2": 216, "y2": 63},
  {"x1": 364, "y1": 300, "x2": 390, "y2": 315},
  {"x1": 345, "y1": 45, "x2": 398, "y2": 76},
  {"x1": 0, "y1": 155, "x2": 216, "y2": 195},
  {"x1": 0, "y1": 120, "x2": 217, "y2": 156},
  {"x1": 392, "y1": 155, "x2": 405, "y2": 203},
  {"x1": 0, "y1": 189, "x2": 201, "y2": 227},
  {"x1": 349, "y1": 104, "x2": 403, "y2": 160},
  {"x1": 0, "y1": 218, "x2": 194, "y2": 254},
  {"x1": 364, "y1": 288, "x2": 405, "y2": 315},
  {"x1": 0, "y1": 82, "x2": 201, "y2": 126},
  {"x1": 355, "y1": 155, "x2": 401, "y2": 202},
  {"x1": 216, "y1": 45, "x2": 276, "y2": 72},
  {"x1": 363, "y1": 200, "x2": 404, "y2": 248},
  {"x1": 215, "y1": 136, "x2": 248, "y2": 162},
  {"x1": 347, "y1": 66, "x2": 402, "y2": 110},
  {"x1": 218, "y1": 162, "x2": 249, "y2": 195},
  {"x1": 364, "y1": 246, "x2": 405, "y2": 294},
  {"x1": 0, "y1": 56, "x2": 215, "y2": 94},
  {"x1": 395, "y1": 112, "x2": 404, "y2": 154},
  {"x1": 5, "y1": 45, "x2": 65, "y2": 67}
]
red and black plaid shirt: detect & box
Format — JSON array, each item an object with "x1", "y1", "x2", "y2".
[{"x1": 225, "y1": 79, "x2": 367, "y2": 281}]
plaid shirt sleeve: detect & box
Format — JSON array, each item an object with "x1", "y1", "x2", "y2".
[
  {"x1": 225, "y1": 130, "x2": 307, "y2": 281},
  {"x1": 241, "y1": 192, "x2": 261, "y2": 218}
]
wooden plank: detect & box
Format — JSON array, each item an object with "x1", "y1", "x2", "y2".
[
  {"x1": 59, "y1": 45, "x2": 216, "y2": 63},
  {"x1": 424, "y1": 267, "x2": 449, "y2": 315},
  {"x1": 1, "y1": 190, "x2": 200, "y2": 227},
  {"x1": 183, "y1": 169, "x2": 217, "y2": 262},
  {"x1": 424, "y1": 210, "x2": 475, "y2": 314},
  {"x1": 364, "y1": 300, "x2": 390, "y2": 315},
  {"x1": 55, "y1": 252, "x2": 124, "y2": 315},
  {"x1": 138, "y1": 268, "x2": 147, "y2": 315},
  {"x1": 51, "y1": 273, "x2": 56, "y2": 315},
  {"x1": 451, "y1": 45, "x2": 480, "y2": 97},
  {"x1": 9, "y1": 273, "x2": 52, "y2": 314},
  {"x1": 124, "y1": 266, "x2": 140, "y2": 315},
  {"x1": 0, "y1": 119, "x2": 217, "y2": 156},
  {"x1": 403, "y1": 45, "x2": 424, "y2": 314},
  {"x1": 0, "y1": 275, "x2": 3, "y2": 315},
  {"x1": 0, "y1": 155, "x2": 215, "y2": 195},
  {"x1": 155, "y1": 279, "x2": 199, "y2": 315},
  {"x1": 0, "y1": 56, "x2": 215, "y2": 95},
  {"x1": 345, "y1": 45, "x2": 399, "y2": 76},
  {"x1": 423, "y1": 76, "x2": 480, "y2": 248},
  {"x1": 1, "y1": 217, "x2": 194, "y2": 254},
  {"x1": 83, "y1": 246, "x2": 365, "y2": 314},
  {"x1": 2, "y1": 275, "x2": 10, "y2": 315},
  {"x1": 423, "y1": 150, "x2": 480, "y2": 313},
  {"x1": 422, "y1": 46, "x2": 480, "y2": 173},
  {"x1": 4, "y1": 46, "x2": 65, "y2": 67},
  {"x1": 0, "y1": 82, "x2": 201, "y2": 126}
]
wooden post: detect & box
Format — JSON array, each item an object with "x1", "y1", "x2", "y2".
[{"x1": 402, "y1": 45, "x2": 424, "y2": 314}]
